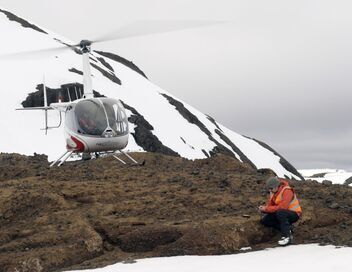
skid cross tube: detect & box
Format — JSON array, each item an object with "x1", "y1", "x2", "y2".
[
  {"x1": 120, "y1": 151, "x2": 139, "y2": 164},
  {"x1": 50, "y1": 150, "x2": 74, "y2": 167},
  {"x1": 112, "y1": 154, "x2": 127, "y2": 164},
  {"x1": 112, "y1": 150, "x2": 139, "y2": 165},
  {"x1": 58, "y1": 150, "x2": 74, "y2": 166},
  {"x1": 50, "y1": 150, "x2": 69, "y2": 167}
]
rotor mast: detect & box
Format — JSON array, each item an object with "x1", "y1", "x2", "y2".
[{"x1": 80, "y1": 40, "x2": 94, "y2": 98}]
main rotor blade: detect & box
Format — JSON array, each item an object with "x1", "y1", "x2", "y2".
[
  {"x1": 92, "y1": 20, "x2": 224, "y2": 44},
  {"x1": 0, "y1": 44, "x2": 74, "y2": 60}
]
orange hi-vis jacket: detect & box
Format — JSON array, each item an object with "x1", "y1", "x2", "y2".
[{"x1": 264, "y1": 179, "x2": 302, "y2": 216}]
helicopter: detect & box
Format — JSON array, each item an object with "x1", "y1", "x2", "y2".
[
  {"x1": 6, "y1": 20, "x2": 222, "y2": 167},
  {"x1": 16, "y1": 39, "x2": 134, "y2": 167}
]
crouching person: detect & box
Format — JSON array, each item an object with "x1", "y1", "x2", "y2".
[{"x1": 259, "y1": 177, "x2": 302, "y2": 246}]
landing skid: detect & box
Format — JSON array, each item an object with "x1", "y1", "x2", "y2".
[
  {"x1": 112, "y1": 150, "x2": 143, "y2": 166},
  {"x1": 50, "y1": 150, "x2": 74, "y2": 167},
  {"x1": 50, "y1": 150, "x2": 143, "y2": 167}
]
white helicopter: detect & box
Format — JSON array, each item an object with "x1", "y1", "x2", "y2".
[
  {"x1": 8, "y1": 20, "x2": 221, "y2": 166},
  {"x1": 17, "y1": 39, "x2": 133, "y2": 167}
]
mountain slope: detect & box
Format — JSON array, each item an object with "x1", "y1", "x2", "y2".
[
  {"x1": 0, "y1": 7, "x2": 302, "y2": 179},
  {"x1": 299, "y1": 169, "x2": 352, "y2": 185}
]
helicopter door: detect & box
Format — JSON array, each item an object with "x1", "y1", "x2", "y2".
[{"x1": 102, "y1": 99, "x2": 128, "y2": 136}]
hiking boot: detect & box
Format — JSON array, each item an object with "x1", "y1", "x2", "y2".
[{"x1": 278, "y1": 236, "x2": 290, "y2": 246}]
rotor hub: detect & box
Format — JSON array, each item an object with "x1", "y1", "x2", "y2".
[{"x1": 79, "y1": 40, "x2": 92, "y2": 53}]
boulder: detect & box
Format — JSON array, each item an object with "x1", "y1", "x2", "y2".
[{"x1": 322, "y1": 180, "x2": 333, "y2": 186}]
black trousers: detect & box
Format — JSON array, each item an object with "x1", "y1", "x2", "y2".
[{"x1": 260, "y1": 210, "x2": 299, "y2": 237}]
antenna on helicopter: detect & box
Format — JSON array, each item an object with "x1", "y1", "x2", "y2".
[
  {"x1": 41, "y1": 75, "x2": 62, "y2": 133},
  {"x1": 15, "y1": 75, "x2": 62, "y2": 132},
  {"x1": 74, "y1": 86, "x2": 79, "y2": 100},
  {"x1": 67, "y1": 87, "x2": 72, "y2": 102},
  {"x1": 43, "y1": 75, "x2": 49, "y2": 134}
]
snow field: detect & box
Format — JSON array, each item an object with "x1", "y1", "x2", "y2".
[
  {"x1": 299, "y1": 169, "x2": 352, "y2": 185},
  {"x1": 65, "y1": 244, "x2": 352, "y2": 272}
]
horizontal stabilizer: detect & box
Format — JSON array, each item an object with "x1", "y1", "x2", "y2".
[{"x1": 16, "y1": 106, "x2": 53, "y2": 111}]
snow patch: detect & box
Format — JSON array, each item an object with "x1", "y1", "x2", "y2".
[
  {"x1": 299, "y1": 169, "x2": 352, "y2": 185},
  {"x1": 65, "y1": 244, "x2": 352, "y2": 272}
]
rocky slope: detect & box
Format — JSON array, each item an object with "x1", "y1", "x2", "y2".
[{"x1": 0, "y1": 153, "x2": 351, "y2": 272}]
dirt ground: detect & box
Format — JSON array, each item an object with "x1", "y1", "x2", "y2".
[{"x1": 0, "y1": 152, "x2": 351, "y2": 272}]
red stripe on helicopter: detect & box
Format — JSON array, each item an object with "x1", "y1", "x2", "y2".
[{"x1": 67, "y1": 136, "x2": 85, "y2": 152}]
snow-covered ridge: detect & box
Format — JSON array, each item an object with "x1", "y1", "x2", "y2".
[
  {"x1": 299, "y1": 169, "x2": 352, "y2": 185},
  {"x1": 0, "y1": 7, "x2": 302, "y2": 179}
]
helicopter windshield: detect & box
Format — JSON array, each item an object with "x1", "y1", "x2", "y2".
[
  {"x1": 75, "y1": 99, "x2": 107, "y2": 135},
  {"x1": 102, "y1": 99, "x2": 128, "y2": 136},
  {"x1": 75, "y1": 98, "x2": 128, "y2": 137}
]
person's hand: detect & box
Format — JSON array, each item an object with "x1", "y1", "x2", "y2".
[{"x1": 258, "y1": 205, "x2": 266, "y2": 212}]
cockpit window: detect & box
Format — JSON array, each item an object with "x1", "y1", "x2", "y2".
[
  {"x1": 102, "y1": 99, "x2": 128, "y2": 135},
  {"x1": 75, "y1": 100, "x2": 107, "y2": 135},
  {"x1": 74, "y1": 98, "x2": 128, "y2": 137}
]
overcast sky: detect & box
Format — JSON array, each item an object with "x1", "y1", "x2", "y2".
[{"x1": 0, "y1": 0, "x2": 351, "y2": 171}]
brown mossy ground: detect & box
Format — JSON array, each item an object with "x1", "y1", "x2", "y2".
[{"x1": 0, "y1": 152, "x2": 351, "y2": 272}]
